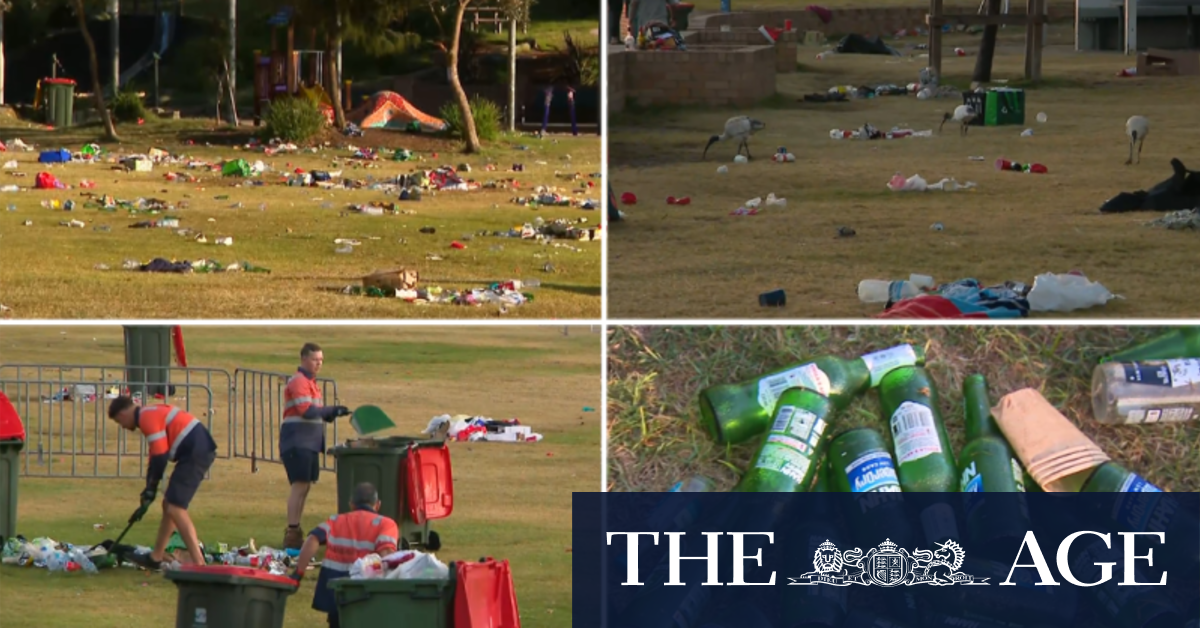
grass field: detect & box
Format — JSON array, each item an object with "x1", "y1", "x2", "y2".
[
  {"x1": 607, "y1": 26, "x2": 1200, "y2": 318},
  {"x1": 0, "y1": 325, "x2": 602, "y2": 628},
  {"x1": 0, "y1": 117, "x2": 602, "y2": 319},
  {"x1": 607, "y1": 326, "x2": 1200, "y2": 492}
]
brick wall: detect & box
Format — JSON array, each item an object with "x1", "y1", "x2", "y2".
[
  {"x1": 608, "y1": 51, "x2": 628, "y2": 114},
  {"x1": 684, "y1": 29, "x2": 799, "y2": 73},
  {"x1": 609, "y1": 45, "x2": 778, "y2": 109},
  {"x1": 698, "y1": 2, "x2": 1075, "y2": 38}
]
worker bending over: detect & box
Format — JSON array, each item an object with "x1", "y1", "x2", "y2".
[
  {"x1": 290, "y1": 482, "x2": 400, "y2": 628},
  {"x1": 108, "y1": 396, "x2": 217, "y2": 569},
  {"x1": 281, "y1": 342, "x2": 350, "y2": 549}
]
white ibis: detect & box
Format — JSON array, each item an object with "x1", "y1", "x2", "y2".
[
  {"x1": 939, "y1": 105, "x2": 977, "y2": 136},
  {"x1": 1125, "y1": 116, "x2": 1149, "y2": 165},
  {"x1": 703, "y1": 116, "x2": 766, "y2": 160}
]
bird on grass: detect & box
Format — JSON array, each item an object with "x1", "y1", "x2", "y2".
[
  {"x1": 703, "y1": 116, "x2": 766, "y2": 160},
  {"x1": 1125, "y1": 115, "x2": 1149, "y2": 165},
  {"x1": 939, "y1": 105, "x2": 977, "y2": 136}
]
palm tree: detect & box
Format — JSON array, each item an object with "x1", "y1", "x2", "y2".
[{"x1": 73, "y1": 0, "x2": 119, "y2": 141}]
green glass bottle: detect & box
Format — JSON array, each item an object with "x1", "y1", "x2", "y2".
[
  {"x1": 1080, "y1": 461, "x2": 1163, "y2": 492},
  {"x1": 699, "y1": 344, "x2": 925, "y2": 445},
  {"x1": 827, "y1": 428, "x2": 902, "y2": 493},
  {"x1": 735, "y1": 388, "x2": 833, "y2": 492},
  {"x1": 878, "y1": 366, "x2": 957, "y2": 492},
  {"x1": 1102, "y1": 326, "x2": 1200, "y2": 363},
  {"x1": 958, "y1": 374, "x2": 1031, "y2": 561}
]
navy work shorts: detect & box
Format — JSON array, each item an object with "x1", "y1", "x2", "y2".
[
  {"x1": 282, "y1": 448, "x2": 321, "y2": 484},
  {"x1": 165, "y1": 447, "x2": 215, "y2": 509}
]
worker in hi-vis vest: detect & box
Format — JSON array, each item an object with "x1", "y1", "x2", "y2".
[
  {"x1": 281, "y1": 343, "x2": 350, "y2": 550},
  {"x1": 290, "y1": 482, "x2": 400, "y2": 628},
  {"x1": 108, "y1": 396, "x2": 217, "y2": 570}
]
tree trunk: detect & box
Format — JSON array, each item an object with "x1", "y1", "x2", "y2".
[
  {"x1": 327, "y1": 27, "x2": 345, "y2": 128},
  {"x1": 972, "y1": 0, "x2": 1002, "y2": 85},
  {"x1": 108, "y1": 0, "x2": 119, "y2": 95},
  {"x1": 448, "y1": 0, "x2": 481, "y2": 152},
  {"x1": 75, "y1": 0, "x2": 119, "y2": 141},
  {"x1": 507, "y1": 17, "x2": 516, "y2": 132}
]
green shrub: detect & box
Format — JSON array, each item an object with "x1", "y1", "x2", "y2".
[
  {"x1": 439, "y1": 95, "x2": 502, "y2": 143},
  {"x1": 263, "y1": 96, "x2": 326, "y2": 142},
  {"x1": 111, "y1": 91, "x2": 147, "y2": 123}
]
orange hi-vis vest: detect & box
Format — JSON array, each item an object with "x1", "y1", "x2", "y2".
[
  {"x1": 316, "y1": 510, "x2": 400, "y2": 572},
  {"x1": 283, "y1": 371, "x2": 324, "y2": 428},
  {"x1": 138, "y1": 405, "x2": 202, "y2": 460}
]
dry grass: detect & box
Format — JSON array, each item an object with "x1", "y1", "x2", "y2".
[
  {"x1": 606, "y1": 325, "x2": 1200, "y2": 492},
  {"x1": 0, "y1": 325, "x2": 602, "y2": 628},
  {"x1": 0, "y1": 119, "x2": 602, "y2": 319},
  {"x1": 607, "y1": 30, "x2": 1200, "y2": 318}
]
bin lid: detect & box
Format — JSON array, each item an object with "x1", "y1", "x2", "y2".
[
  {"x1": 165, "y1": 564, "x2": 299, "y2": 590},
  {"x1": 0, "y1": 392, "x2": 26, "y2": 442},
  {"x1": 42, "y1": 78, "x2": 77, "y2": 86}
]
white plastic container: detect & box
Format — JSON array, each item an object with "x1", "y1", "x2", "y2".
[{"x1": 858, "y1": 274, "x2": 935, "y2": 303}]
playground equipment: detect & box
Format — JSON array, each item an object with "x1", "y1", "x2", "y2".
[{"x1": 253, "y1": 7, "x2": 351, "y2": 126}]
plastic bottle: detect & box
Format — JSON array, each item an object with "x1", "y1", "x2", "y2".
[
  {"x1": 68, "y1": 548, "x2": 98, "y2": 574},
  {"x1": 734, "y1": 388, "x2": 834, "y2": 492},
  {"x1": 698, "y1": 344, "x2": 925, "y2": 445},
  {"x1": 1091, "y1": 360, "x2": 1200, "y2": 424},
  {"x1": 521, "y1": 278, "x2": 541, "y2": 289},
  {"x1": 857, "y1": 274, "x2": 935, "y2": 303}
]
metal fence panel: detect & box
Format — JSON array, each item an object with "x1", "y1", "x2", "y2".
[
  {"x1": 0, "y1": 378, "x2": 219, "y2": 479},
  {"x1": 233, "y1": 369, "x2": 340, "y2": 473}
]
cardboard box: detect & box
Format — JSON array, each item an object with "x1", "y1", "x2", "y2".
[
  {"x1": 363, "y1": 268, "x2": 419, "y2": 291},
  {"x1": 1138, "y1": 49, "x2": 1200, "y2": 77}
]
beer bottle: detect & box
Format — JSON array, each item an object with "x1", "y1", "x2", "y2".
[
  {"x1": 699, "y1": 344, "x2": 925, "y2": 445},
  {"x1": 735, "y1": 388, "x2": 833, "y2": 492},
  {"x1": 878, "y1": 366, "x2": 957, "y2": 492},
  {"x1": 827, "y1": 428, "x2": 902, "y2": 493},
  {"x1": 1092, "y1": 360, "x2": 1200, "y2": 424},
  {"x1": 1080, "y1": 461, "x2": 1163, "y2": 493},
  {"x1": 1102, "y1": 326, "x2": 1200, "y2": 363},
  {"x1": 958, "y1": 374, "x2": 1032, "y2": 560},
  {"x1": 779, "y1": 470, "x2": 847, "y2": 628}
]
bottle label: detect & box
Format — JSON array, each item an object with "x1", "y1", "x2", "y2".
[
  {"x1": 757, "y1": 363, "x2": 831, "y2": 412},
  {"x1": 1111, "y1": 492, "x2": 1169, "y2": 532},
  {"x1": 861, "y1": 345, "x2": 919, "y2": 387},
  {"x1": 756, "y1": 406, "x2": 827, "y2": 485},
  {"x1": 1118, "y1": 473, "x2": 1162, "y2": 493},
  {"x1": 1124, "y1": 406, "x2": 1195, "y2": 423},
  {"x1": 1124, "y1": 359, "x2": 1200, "y2": 387},
  {"x1": 1011, "y1": 458, "x2": 1027, "y2": 492},
  {"x1": 845, "y1": 451, "x2": 901, "y2": 492},
  {"x1": 962, "y1": 462, "x2": 984, "y2": 517},
  {"x1": 890, "y1": 401, "x2": 944, "y2": 464}
]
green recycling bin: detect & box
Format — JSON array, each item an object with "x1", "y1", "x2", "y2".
[
  {"x1": 165, "y1": 565, "x2": 298, "y2": 628},
  {"x1": 330, "y1": 575, "x2": 455, "y2": 628},
  {"x1": 124, "y1": 325, "x2": 174, "y2": 400},
  {"x1": 41, "y1": 78, "x2": 77, "y2": 129},
  {"x1": 331, "y1": 436, "x2": 453, "y2": 550}
]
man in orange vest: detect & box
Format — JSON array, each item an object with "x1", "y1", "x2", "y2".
[
  {"x1": 281, "y1": 343, "x2": 350, "y2": 550},
  {"x1": 290, "y1": 482, "x2": 400, "y2": 628},
  {"x1": 108, "y1": 396, "x2": 217, "y2": 569}
]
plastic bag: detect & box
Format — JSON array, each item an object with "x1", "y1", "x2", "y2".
[
  {"x1": 1026, "y1": 272, "x2": 1118, "y2": 312},
  {"x1": 387, "y1": 551, "x2": 450, "y2": 580},
  {"x1": 350, "y1": 553, "x2": 384, "y2": 579}
]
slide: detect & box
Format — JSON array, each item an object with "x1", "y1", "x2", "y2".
[{"x1": 116, "y1": 12, "x2": 176, "y2": 93}]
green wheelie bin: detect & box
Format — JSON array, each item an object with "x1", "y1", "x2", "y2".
[
  {"x1": 331, "y1": 436, "x2": 454, "y2": 551},
  {"x1": 165, "y1": 565, "x2": 299, "y2": 628},
  {"x1": 40, "y1": 78, "x2": 77, "y2": 128},
  {"x1": 0, "y1": 391, "x2": 26, "y2": 544},
  {"x1": 329, "y1": 572, "x2": 456, "y2": 628}
]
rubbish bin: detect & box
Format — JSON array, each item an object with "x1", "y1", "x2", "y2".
[
  {"x1": 124, "y1": 325, "x2": 174, "y2": 400},
  {"x1": 330, "y1": 575, "x2": 455, "y2": 628},
  {"x1": 164, "y1": 565, "x2": 298, "y2": 628},
  {"x1": 331, "y1": 436, "x2": 453, "y2": 550},
  {"x1": 40, "y1": 78, "x2": 77, "y2": 129},
  {"x1": 0, "y1": 392, "x2": 26, "y2": 544}
]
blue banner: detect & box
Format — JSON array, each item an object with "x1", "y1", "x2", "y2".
[{"x1": 573, "y1": 493, "x2": 1200, "y2": 628}]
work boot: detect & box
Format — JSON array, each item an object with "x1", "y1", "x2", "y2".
[
  {"x1": 283, "y1": 525, "x2": 305, "y2": 550},
  {"x1": 128, "y1": 551, "x2": 164, "y2": 572}
]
